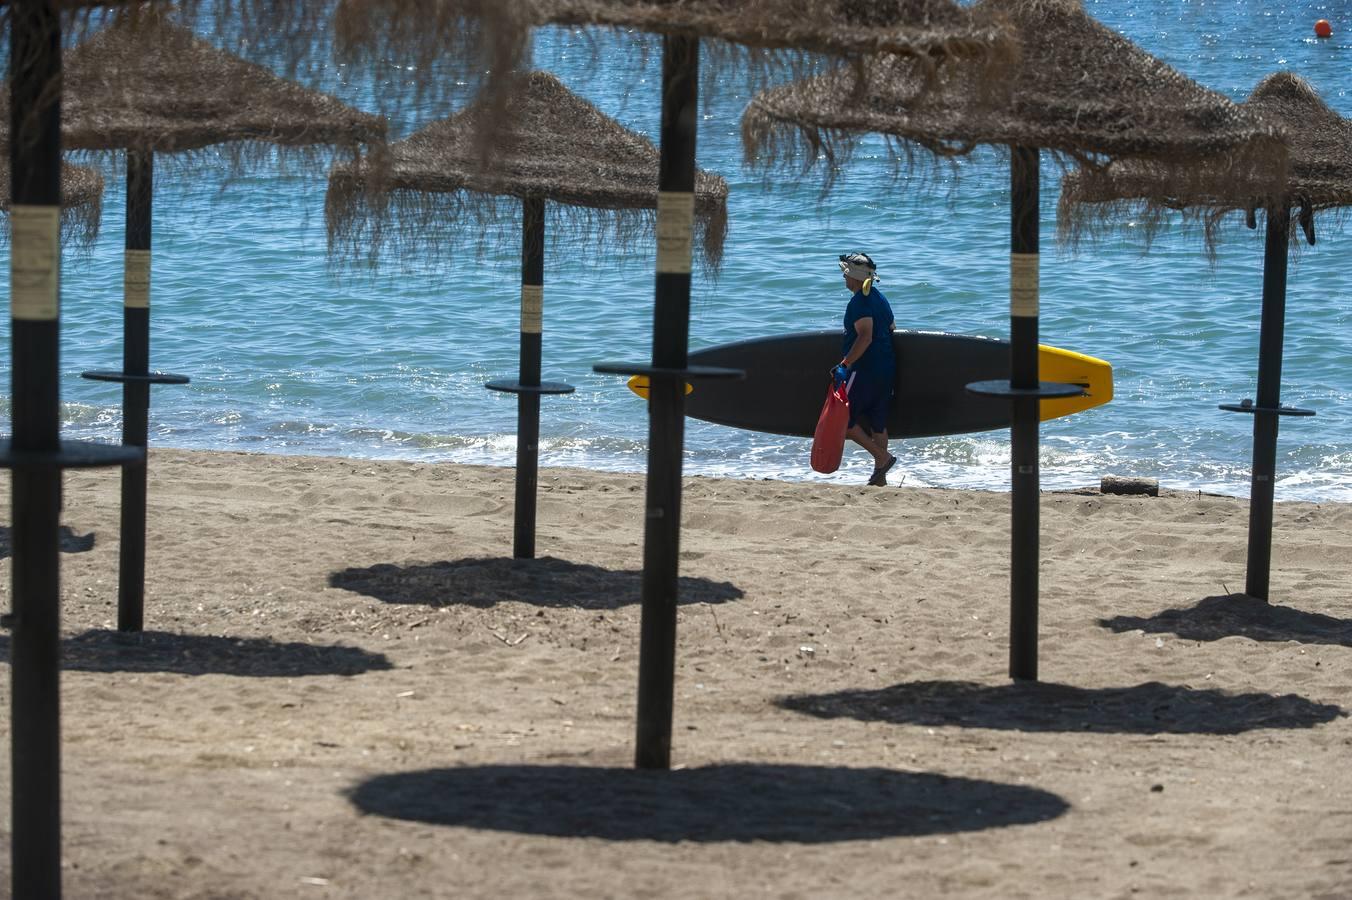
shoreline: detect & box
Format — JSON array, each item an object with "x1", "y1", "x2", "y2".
[
  {"x1": 62, "y1": 441, "x2": 1352, "y2": 504},
  {"x1": 1, "y1": 447, "x2": 1349, "y2": 897}
]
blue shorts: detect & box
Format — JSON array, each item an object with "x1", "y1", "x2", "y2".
[{"x1": 847, "y1": 374, "x2": 893, "y2": 433}]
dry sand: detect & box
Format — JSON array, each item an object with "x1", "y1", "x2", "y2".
[{"x1": 1, "y1": 448, "x2": 1350, "y2": 899}]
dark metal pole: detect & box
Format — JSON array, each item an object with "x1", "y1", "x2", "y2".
[
  {"x1": 634, "y1": 34, "x2": 698, "y2": 770},
  {"x1": 9, "y1": 0, "x2": 65, "y2": 895},
  {"x1": 118, "y1": 150, "x2": 153, "y2": 630},
  {"x1": 513, "y1": 196, "x2": 545, "y2": 559},
  {"x1": 1245, "y1": 204, "x2": 1290, "y2": 601},
  {"x1": 1009, "y1": 146, "x2": 1040, "y2": 682}
]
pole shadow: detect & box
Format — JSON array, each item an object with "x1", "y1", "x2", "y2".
[
  {"x1": 0, "y1": 524, "x2": 95, "y2": 560},
  {"x1": 777, "y1": 679, "x2": 1344, "y2": 735},
  {"x1": 1101, "y1": 594, "x2": 1352, "y2": 648},
  {"x1": 348, "y1": 762, "x2": 1068, "y2": 842},
  {"x1": 329, "y1": 556, "x2": 744, "y2": 610},
  {"x1": 0, "y1": 629, "x2": 393, "y2": 677}
]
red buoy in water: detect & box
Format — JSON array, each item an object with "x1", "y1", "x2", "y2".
[{"x1": 1315, "y1": 19, "x2": 1333, "y2": 38}]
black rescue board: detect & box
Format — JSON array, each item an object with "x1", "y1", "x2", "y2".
[{"x1": 685, "y1": 330, "x2": 1019, "y2": 439}]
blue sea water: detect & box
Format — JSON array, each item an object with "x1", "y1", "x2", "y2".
[{"x1": 3, "y1": 0, "x2": 1352, "y2": 501}]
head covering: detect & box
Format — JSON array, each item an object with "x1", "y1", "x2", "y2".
[{"x1": 838, "y1": 251, "x2": 879, "y2": 283}]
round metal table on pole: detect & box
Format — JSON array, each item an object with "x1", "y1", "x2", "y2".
[
  {"x1": 966, "y1": 146, "x2": 1084, "y2": 683},
  {"x1": 485, "y1": 195, "x2": 574, "y2": 560},
  {"x1": 1217, "y1": 201, "x2": 1316, "y2": 601},
  {"x1": 593, "y1": 34, "x2": 741, "y2": 770},
  {"x1": 4, "y1": 3, "x2": 143, "y2": 896},
  {"x1": 80, "y1": 150, "x2": 190, "y2": 632},
  {"x1": 57, "y1": 11, "x2": 384, "y2": 636}
]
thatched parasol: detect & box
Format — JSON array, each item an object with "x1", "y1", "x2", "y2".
[
  {"x1": 328, "y1": 0, "x2": 1018, "y2": 771},
  {"x1": 1242, "y1": 72, "x2": 1352, "y2": 214},
  {"x1": 1060, "y1": 71, "x2": 1345, "y2": 244},
  {"x1": 0, "y1": 158, "x2": 105, "y2": 247},
  {"x1": 740, "y1": 0, "x2": 1290, "y2": 683},
  {"x1": 65, "y1": 9, "x2": 383, "y2": 632},
  {"x1": 59, "y1": 8, "x2": 386, "y2": 163},
  {"x1": 0, "y1": 6, "x2": 388, "y2": 637},
  {"x1": 327, "y1": 69, "x2": 729, "y2": 271},
  {"x1": 743, "y1": 0, "x2": 1285, "y2": 189},
  {"x1": 327, "y1": 69, "x2": 730, "y2": 562},
  {"x1": 333, "y1": 0, "x2": 1022, "y2": 97},
  {"x1": 2, "y1": 3, "x2": 146, "y2": 896},
  {"x1": 31, "y1": 0, "x2": 1017, "y2": 126},
  {"x1": 2, "y1": 9, "x2": 385, "y2": 890},
  {"x1": 1061, "y1": 71, "x2": 1351, "y2": 604}
]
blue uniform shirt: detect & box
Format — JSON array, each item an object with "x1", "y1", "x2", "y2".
[{"x1": 842, "y1": 286, "x2": 895, "y2": 381}]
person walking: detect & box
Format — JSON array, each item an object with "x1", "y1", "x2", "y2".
[{"x1": 836, "y1": 251, "x2": 898, "y2": 486}]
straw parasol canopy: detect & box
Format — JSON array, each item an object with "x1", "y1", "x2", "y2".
[
  {"x1": 740, "y1": 0, "x2": 1295, "y2": 685},
  {"x1": 1242, "y1": 72, "x2": 1352, "y2": 215},
  {"x1": 504, "y1": 0, "x2": 1015, "y2": 59},
  {"x1": 333, "y1": 0, "x2": 1020, "y2": 63},
  {"x1": 42, "y1": 7, "x2": 387, "y2": 167},
  {"x1": 1061, "y1": 71, "x2": 1351, "y2": 247},
  {"x1": 0, "y1": 3, "x2": 408, "y2": 136},
  {"x1": 326, "y1": 69, "x2": 729, "y2": 269},
  {"x1": 17, "y1": 0, "x2": 1019, "y2": 125},
  {"x1": 742, "y1": 0, "x2": 1287, "y2": 197},
  {"x1": 1060, "y1": 71, "x2": 1352, "y2": 603},
  {"x1": 0, "y1": 158, "x2": 105, "y2": 247},
  {"x1": 332, "y1": 0, "x2": 1022, "y2": 114}
]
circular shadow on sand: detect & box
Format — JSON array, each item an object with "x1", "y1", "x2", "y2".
[
  {"x1": 1101, "y1": 593, "x2": 1352, "y2": 648},
  {"x1": 329, "y1": 556, "x2": 744, "y2": 609},
  {"x1": 348, "y1": 763, "x2": 1068, "y2": 842},
  {"x1": 0, "y1": 629, "x2": 393, "y2": 677},
  {"x1": 777, "y1": 680, "x2": 1344, "y2": 735}
]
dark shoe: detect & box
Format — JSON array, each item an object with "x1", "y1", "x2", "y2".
[{"x1": 867, "y1": 470, "x2": 887, "y2": 487}]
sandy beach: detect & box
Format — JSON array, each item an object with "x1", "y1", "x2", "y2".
[{"x1": 0, "y1": 448, "x2": 1350, "y2": 898}]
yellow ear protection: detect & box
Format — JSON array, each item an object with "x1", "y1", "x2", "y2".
[{"x1": 839, "y1": 253, "x2": 878, "y2": 294}]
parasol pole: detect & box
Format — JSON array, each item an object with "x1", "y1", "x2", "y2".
[
  {"x1": 116, "y1": 151, "x2": 153, "y2": 630},
  {"x1": 514, "y1": 196, "x2": 546, "y2": 558},
  {"x1": 486, "y1": 195, "x2": 574, "y2": 558},
  {"x1": 968, "y1": 145, "x2": 1079, "y2": 681},
  {"x1": 5, "y1": 12, "x2": 149, "y2": 890},
  {"x1": 1007, "y1": 145, "x2": 1041, "y2": 681},
  {"x1": 8, "y1": 2, "x2": 65, "y2": 894},
  {"x1": 1244, "y1": 203, "x2": 1291, "y2": 600},
  {"x1": 591, "y1": 38, "x2": 739, "y2": 766},
  {"x1": 80, "y1": 150, "x2": 189, "y2": 632},
  {"x1": 633, "y1": 34, "x2": 700, "y2": 770}
]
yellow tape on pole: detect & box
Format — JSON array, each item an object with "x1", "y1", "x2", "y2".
[
  {"x1": 1010, "y1": 253, "x2": 1039, "y2": 318},
  {"x1": 521, "y1": 284, "x2": 543, "y2": 334},
  {"x1": 125, "y1": 249, "x2": 151, "y2": 309},
  {"x1": 10, "y1": 205, "x2": 60, "y2": 321},
  {"x1": 656, "y1": 191, "x2": 694, "y2": 275}
]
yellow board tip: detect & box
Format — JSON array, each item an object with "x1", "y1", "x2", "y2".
[
  {"x1": 627, "y1": 375, "x2": 694, "y2": 399},
  {"x1": 1037, "y1": 344, "x2": 1114, "y2": 421}
]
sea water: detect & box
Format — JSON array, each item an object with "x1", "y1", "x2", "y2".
[{"x1": 2, "y1": 0, "x2": 1350, "y2": 501}]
